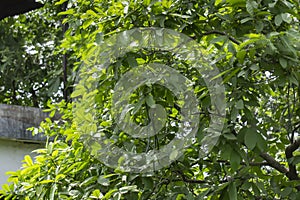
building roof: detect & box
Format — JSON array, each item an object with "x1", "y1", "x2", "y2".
[{"x1": 0, "y1": 0, "x2": 43, "y2": 20}]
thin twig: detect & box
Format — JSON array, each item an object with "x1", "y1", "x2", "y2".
[{"x1": 202, "y1": 30, "x2": 241, "y2": 45}]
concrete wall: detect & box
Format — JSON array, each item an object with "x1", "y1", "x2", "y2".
[
  {"x1": 0, "y1": 104, "x2": 48, "y2": 141},
  {"x1": 0, "y1": 104, "x2": 48, "y2": 188},
  {"x1": 0, "y1": 139, "x2": 42, "y2": 187}
]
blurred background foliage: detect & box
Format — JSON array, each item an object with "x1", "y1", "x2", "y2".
[{"x1": 0, "y1": 0, "x2": 74, "y2": 107}]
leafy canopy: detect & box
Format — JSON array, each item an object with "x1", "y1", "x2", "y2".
[{"x1": 1, "y1": 0, "x2": 300, "y2": 199}]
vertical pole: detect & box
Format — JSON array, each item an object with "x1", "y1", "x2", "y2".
[{"x1": 62, "y1": 1, "x2": 68, "y2": 101}]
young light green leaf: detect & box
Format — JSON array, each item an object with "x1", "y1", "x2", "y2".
[
  {"x1": 86, "y1": 10, "x2": 99, "y2": 17},
  {"x1": 24, "y1": 155, "x2": 33, "y2": 166},
  {"x1": 82, "y1": 19, "x2": 93, "y2": 29},
  {"x1": 54, "y1": 0, "x2": 68, "y2": 6},
  {"x1": 58, "y1": 9, "x2": 75, "y2": 16},
  {"x1": 91, "y1": 189, "x2": 103, "y2": 198},
  {"x1": 236, "y1": 50, "x2": 246, "y2": 63},
  {"x1": 40, "y1": 180, "x2": 54, "y2": 184}
]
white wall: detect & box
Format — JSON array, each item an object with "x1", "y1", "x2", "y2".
[{"x1": 0, "y1": 139, "x2": 42, "y2": 188}]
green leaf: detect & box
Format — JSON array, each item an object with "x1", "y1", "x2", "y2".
[
  {"x1": 281, "y1": 187, "x2": 293, "y2": 197},
  {"x1": 3, "y1": 0, "x2": 300, "y2": 198},
  {"x1": 246, "y1": 1, "x2": 254, "y2": 15},
  {"x1": 80, "y1": 177, "x2": 97, "y2": 187},
  {"x1": 281, "y1": 13, "x2": 292, "y2": 23},
  {"x1": 64, "y1": 162, "x2": 81, "y2": 173},
  {"x1": 230, "y1": 150, "x2": 241, "y2": 170},
  {"x1": 256, "y1": 134, "x2": 267, "y2": 152},
  {"x1": 291, "y1": 156, "x2": 300, "y2": 165},
  {"x1": 215, "y1": 0, "x2": 223, "y2": 6},
  {"x1": 103, "y1": 189, "x2": 118, "y2": 199},
  {"x1": 290, "y1": 74, "x2": 299, "y2": 86},
  {"x1": 215, "y1": 182, "x2": 231, "y2": 193},
  {"x1": 220, "y1": 144, "x2": 232, "y2": 160},
  {"x1": 275, "y1": 14, "x2": 282, "y2": 26},
  {"x1": 1, "y1": 184, "x2": 11, "y2": 192},
  {"x1": 231, "y1": 107, "x2": 238, "y2": 121},
  {"x1": 146, "y1": 95, "x2": 156, "y2": 108},
  {"x1": 222, "y1": 67, "x2": 241, "y2": 83},
  {"x1": 223, "y1": 133, "x2": 237, "y2": 140},
  {"x1": 226, "y1": 0, "x2": 246, "y2": 6},
  {"x1": 170, "y1": 150, "x2": 178, "y2": 161},
  {"x1": 131, "y1": 99, "x2": 145, "y2": 115},
  {"x1": 49, "y1": 183, "x2": 57, "y2": 200},
  {"x1": 24, "y1": 155, "x2": 33, "y2": 166},
  {"x1": 58, "y1": 9, "x2": 75, "y2": 16},
  {"x1": 86, "y1": 10, "x2": 99, "y2": 17},
  {"x1": 250, "y1": 64, "x2": 259, "y2": 71},
  {"x1": 268, "y1": 1, "x2": 277, "y2": 8},
  {"x1": 91, "y1": 189, "x2": 103, "y2": 198},
  {"x1": 82, "y1": 19, "x2": 93, "y2": 29},
  {"x1": 142, "y1": 177, "x2": 154, "y2": 189},
  {"x1": 241, "y1": 17, "x2": 253, "y2": 24},
  {"x1": 54, "y1": 0, "x2": 68, "y2": 5},
  {"x1": 119, "y1": 185, "x2": 138, "y2": 194},
  {"x1": 169, "y1": 13, "x2": 191, "y2": 19},
  {"x1": 236, "y1": 99, "x2": 244, "y2": 109},
  {"x1": 126, "y1": 55, "x2": 138, "y2": 68},
  {"x1": 279, "y1": 58, "x2": 287, "y2": 68},
  {"x1": 244, "y1": 129, "x2": 257, "y2": 150},
  {"x1": 212, "y1": 67, "x2": 237, "y2": 81},
  {"x1": 256, "y1": 21, "x2": 264, "y2": 33},
  {"x1": 40, "y1": 180, "x2": 54, "y2": 184},
  {"x1": 210, "y1": 36, "x2": 228, "y2": 44},
  {"x1": 228, "y1": 182, "x2": 237, "y2": 200},
  {"x1": 98, "y1": 175, "x2": 110, "y2": 186},
  {"x1": 236, "y1": 50, "x2": 246, "y2": 63},
  {"x1": 227, "y1": 42, "x2": 236, "y2": 54}
]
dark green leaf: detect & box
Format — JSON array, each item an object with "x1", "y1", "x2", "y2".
[{"x1": 244, "y1": 129, "x2": 257, "y2": 150}]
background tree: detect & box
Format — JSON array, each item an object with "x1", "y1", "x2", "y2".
[
  {"x1": 1, "y1": 0, "x2": 300, "y2": 199},
  {"x1": 0, "y1": 0, "x2": 73, "y2": 107}
]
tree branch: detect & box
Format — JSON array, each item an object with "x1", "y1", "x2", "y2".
[
  {"x1": 259, "y1": 152, "x2": 288, "y2": 174},
  {"x1": 174, "y1": 170, "x2": 227, "y2": 184},
  {"x1": 285, "y1": 138, "x2": 300, "y2": 181},
  {"x1": 202, "y1": 30, "x2": 241, "y2": 45},
  {"x1": 292, "y1": 122, "x2": 300, "y2": 136},
  {"x1": 260, "y1": 151, "x2": 300, "y2": 191},
  {"x1": 202, "y1": 159, "x2": 271, "y2": 167},
  {"x1": 62, "y1": 1, "x2": 69, "y2": 101}
]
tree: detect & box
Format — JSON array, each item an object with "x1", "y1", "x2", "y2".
[
  {"x1": 0, "y1": 0, "x2": 73, "y2": 107},
  {"x1": 1, "y1": 0, "x2": 300, "y2": 199}
]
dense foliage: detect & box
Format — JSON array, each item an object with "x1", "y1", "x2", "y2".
[{"x1": 1, "y1": 0, "x2": 300, "y2": 199}]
